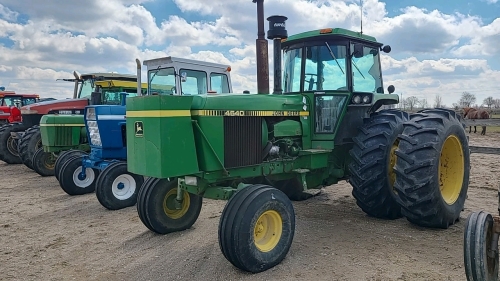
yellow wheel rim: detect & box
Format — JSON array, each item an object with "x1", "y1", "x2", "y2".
[
  {"x1": 162, "y1": 188, "x2": 190, "y2": 219},
  {"x1": 439, "y1": 135, "x2": 464, "y2": 205},
  {"x1": 253, "y1": 210, "x2": 283, "y2": 252},
  {"x1": 389, "y1": 139, "x2": 399, "y2": 189}
]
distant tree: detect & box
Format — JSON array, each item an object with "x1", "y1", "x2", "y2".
[
  {"x1": 494, "y1": 99, "x2": 500, "y2": 109},
  {"x1": 419, "y1": 98, "x2": 429, "y2": 109},
  {"x1": 458, "y1": 91, "x2": 476, "y2": 107},
  {"x1": 434, "y1": 94, "x2": 443, "y2": 108},
  {"x1": 405, "y1": 96, "x2": 419, "y2": 111},
  {"x1": 483, "y1": 96, "x2": 495, "y2": 108}
]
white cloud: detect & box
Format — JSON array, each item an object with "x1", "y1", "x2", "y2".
[{"x1": 0, "y1": 0, "x2": 497, "y2": 107}]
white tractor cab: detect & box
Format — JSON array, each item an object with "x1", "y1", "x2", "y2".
[{"x1": 137, "y1": 57, "x2": 234, "y2": 96}]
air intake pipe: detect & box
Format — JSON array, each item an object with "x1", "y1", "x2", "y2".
[
  {"x1": 136, "y1": 58, "x2": 142, "y2": 96},
  {"x1": 267, "y1": 15, "x2": 288, "y2": 94}
]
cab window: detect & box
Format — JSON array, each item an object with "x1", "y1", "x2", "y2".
[
  {"x1": 210, "y1": 73, "x2": 230, "y2": 93},
  {"x1": 179, "y1": 69, "x2": 208, "y2": 95}
]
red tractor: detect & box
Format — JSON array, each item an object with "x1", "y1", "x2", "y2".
[
  {"x1": 0, "y1": 91, "x2": 48, "y2": 124},
  {"x1": 0, "y1": 72, "x2": 137, "y2": 166}
]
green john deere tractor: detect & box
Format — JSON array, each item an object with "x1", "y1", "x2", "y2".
[
  {"x1": 125, "y1": 1, "x2": 470, "y2": 273},
  {"x1": 34, "y1": 79, "x2": 147, "y2": 177}
]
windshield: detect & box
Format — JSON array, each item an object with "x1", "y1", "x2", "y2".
[
  {"x1": 351, "y1": 44, "x2": 383, "y2": 93},
  {"x1": 283, "y1": 44, "x2": 348, "y2": 93},
  {"x1": 149, "y1": 67, "x2": 176, "y2": 95},
  {"x1": 79, "y1": 80, "x2": 94, "y2": 99},
  {"x1": 102, "y1": 89, "x2": 140, "y2": 105}
]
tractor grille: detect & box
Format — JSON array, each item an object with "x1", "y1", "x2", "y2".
[
  {"x1": 223, "y1": 117, "x2": 262, "y2": 168},
  {"x1": 55, "y1": 127, "x2": 74, "y2": 146}
]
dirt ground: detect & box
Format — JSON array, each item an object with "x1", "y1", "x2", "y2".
[{"x1": 1, "y1": 132, "x2": 499, "y2": 281}]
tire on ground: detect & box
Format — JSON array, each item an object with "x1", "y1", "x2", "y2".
[
  {"x1": 393, "y1": 108, "x2": 470, "y2": 228},
  {"x1": 18, "y1": 125, "x2": 42, "y2": 170},
  {"x1": 0, "y1": 122, "x2": 29, "y2": 164},
  {"x1": 54, "y1": 150, "x2": 87, "y2": 181},
  {"x1": 95, "y1": 162, "x2": 144, "y2": 210},
  {"x1": 464, "y1": 211, "x2": 499, "y2": 281},
  {"x1": 348, "y1": 109, "x2": 409, "y2": 219},
  {"x1": 59, "y1": 155, "x2": 99, "y2": 195},
  {"x1": 32, "y1": 147, "x2": 56, "y2": 177},
  {"x1": 218, "y1": 184, "x2": 295, "y2": 273},
  {"x1": 137, "y1": 178, "x2": 202, "y2": 234}
]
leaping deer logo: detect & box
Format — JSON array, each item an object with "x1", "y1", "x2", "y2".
[{"x1": 135, "y1": 121, "x2": 144, "y2": 136}]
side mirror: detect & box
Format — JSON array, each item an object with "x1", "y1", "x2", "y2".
[
  {"x1": 387, "y1": 85, "x2": 395, "y2": 94},
  {"x1": 381, "y1": 45, "x2": 391, "y2": 53},
  {"x1": 180, "y1": 72, "x2": 187, "y2": 82}
]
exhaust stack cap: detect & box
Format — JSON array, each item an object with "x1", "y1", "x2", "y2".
[{"x1": 267, "y1": 15, "x2": 288, "y2": 40}]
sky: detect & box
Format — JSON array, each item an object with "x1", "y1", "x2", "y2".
[{"x1": 0, "y1": 0, "x2": 499, "y2": 107}]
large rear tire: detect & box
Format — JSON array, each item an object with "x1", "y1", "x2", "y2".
[
  {"x1": 348, "y1": 109, "x2": 409, "y2": 219},
  {"x1": 218, "y1": 184, "x2": 295, "y2": 273},
  {"x1": 18, "y1": 125, "x2": 42, "y2": 170},
  {"x1": 0, "y1": 122, "x2": 29, "y2": 164},
  {"x1": 394, "y1": 108, "x2": 470, "y2": 228},
  {"x1": 95, "y1": 162, "x2": 144, "y2": 210},
  {"x1": 136, "y1": 178, "x2": 202, "y2": 234},
  {"x1": 464, "y1": 211, "x2": 499, "y2": 281}
]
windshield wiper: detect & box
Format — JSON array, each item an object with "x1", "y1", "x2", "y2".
[
  {"x1": 324, "y1": 42, "x2": 345, "y2": 74},
  {"x1": 350, "y1": 51, "x2": 365, "y2": 79},
  {"x1": 149, "y1": 65, "x2": 161, "y2": 84}
]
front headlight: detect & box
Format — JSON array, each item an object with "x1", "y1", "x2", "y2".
[
  {"x1": 352, "y1": 95, "x2": 361, "y2": 104},
  {"x1": 86, "y1": 108, "x2": 96, "y2": 120},
  {"x1": 86, "y1": 120, "x2": 101, "y2": 146}
]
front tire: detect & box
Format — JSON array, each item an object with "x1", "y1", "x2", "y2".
[
  {"x1": 59, "y1": 156, "x2": 99, "y2": 195},
  {"x1": 95, "y1": 162, "x2": 144, "y2": 210},
  {"x1": 32, "y1": 147, "x2": 56, "y2": 177},
  {"x1": 219, "y1": 184, "x2": 295, "y2": 273},
  {"x1": 54, "y1": 150, "x2": 87, "y2": 181},
  {"x1": 136, "y1": 178, "x2": 202, "y2": 234},
  {"x1": 464, "y1": 211, "x2": 499, "y2": 281},
  {"x1": 394, "y1": 108, "x2": 470, "y2": 228},
  {"x1": 348, "y1": 109, "x2": 409, "y2": 219}
]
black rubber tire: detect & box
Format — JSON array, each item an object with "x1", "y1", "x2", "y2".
[
  {"x1": 137, "y1": 178, "x2": 202, "y2": 234},
  {"x1": 136, "y1": 177, "x2": 158, "y2": 232},
  {"x1": 393, "y1": 108, "x2": 470, "y2": 228},
  {"x1": 0, "y1": 122, "x2": 29, "y2": 164},
  {"x1": 59, "y1": 155, "x2": 100, "y2": 196},
  {"x1": 54, "y1": 150, "x2": 87, "y2": 181},
  {"x1": 218, "y1": 184, "x2": 295, "y2": 273},
  {"x1": 18, "y1": 125, "x2": 42, "y2": 170},
  {"x1": 95, "y1": 162, "x2": 144, "y2": 210},
  {"x1": 464, "y1": 211, "x2": 499, "y2": 281},
  {"x1": 348, "y1": 109, "x2": 409, "y2": 219},
  {"x1": 32, "y1": 147, "x2": 56, "y2": 177}
]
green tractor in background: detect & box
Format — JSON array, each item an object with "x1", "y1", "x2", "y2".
[
  {"x1": 33, "y1": 79, "x2": 147, "y2": 177},
  {"x1": 9, "y1": 72, "x2": 138, "y2": 168},
  {"x1": 125, "y1": 1, "x2": 470, "y2": 273}
]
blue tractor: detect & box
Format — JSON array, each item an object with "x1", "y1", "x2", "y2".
[{"x1": 57, "y1": 92, "x2": 144, "y2": 210}]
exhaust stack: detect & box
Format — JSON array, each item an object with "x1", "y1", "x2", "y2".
[
  {"x1": 253, "y1": 0, "x2": 269, "y2": 95},
  {"x1": 267, "y1": 15, "x2": 288, "y2": 94},
  {"x1": 135, "y1": 58, "x2": 142, "y2": 96}
]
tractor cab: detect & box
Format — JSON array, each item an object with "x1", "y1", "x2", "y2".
[
  {"x1": 280, "y1": 28, "x2": 398, "y2": 145},
  {"x1": 142, "y1": 56, "x2": 233, "y2": 96}
]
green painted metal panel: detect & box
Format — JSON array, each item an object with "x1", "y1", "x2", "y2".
[
  {"x1": 126, "y1": 95, "x2": 199, "y2": 178},
  {"x1": 40, "y1": 115, "x2": 84, "y2": 148},
  {"x1": 191, "y1": 93, "x2": 306, "y2": 111},
  {"x1": 311, "y1": 140, "x2": 334, "y2": 150},
  {"x1": 283, "y1": 28, "x2": 380, "y2": 45},
  {"x1": 274, "y1": 120, "x2": 302, "y2": 137},
  {"x1": 192, "y1": 116, "x2": 224, "y2": 171}
]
